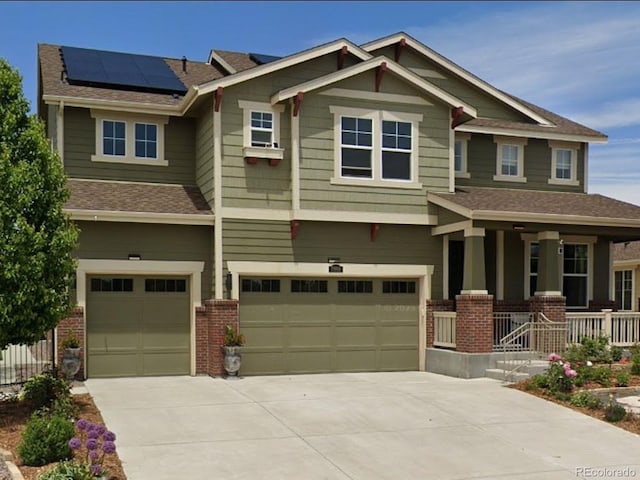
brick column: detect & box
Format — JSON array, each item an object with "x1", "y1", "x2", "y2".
[
  {"x1": 56, "y1": 307, "x2": 85, "y2": 380},
  {"x1": 455, "y1": 294, "x2": 494, "y2": 353},
  {"x1": 528, "y1": 295, "x2": 566, "y2": 323},
  {"x1": 199, "y1": 299, "x2": 239, "y2": 377},
  {"x1": 426, "y1": 299, "x2": 455, "y2": 348}
]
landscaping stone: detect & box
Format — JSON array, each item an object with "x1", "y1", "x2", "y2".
[{"x1": 617, "y1": 395, "x2": 640, "y2": 415}]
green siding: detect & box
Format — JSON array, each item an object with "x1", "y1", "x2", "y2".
[
  {"x1": 64, "y1": 107, "x2": 197, "y2": 184},
  {"x1": 223, "y1": 219, "x2": 444, "y2": 299},
  {"x1": 298, "y1": 89, "x2": 449, "y2": 214},
  {"x1": 195, "y1": 107, "x2": 214, "y2": 204},
  {"x1": 458, "y1": 134, "x2": 585, "y2": 192},
  {"x1": 75, "y1": 221, "x2": 213, "y2": 299},
  {"x1": 370, "y1": 46, "x2": 532, "y2": 123}
]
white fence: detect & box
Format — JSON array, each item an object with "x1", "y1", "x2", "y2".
[
  {"x1": 433, "y1": 312, "x2": 456, "y2": 348},
  {"x1": 566, "y1": 310, "x2": 640, "y2": 346}
]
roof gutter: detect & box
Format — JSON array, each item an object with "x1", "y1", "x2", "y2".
[
  {"x1": 43, "y1": 95, "x2": 183, "y2": 116},
  {"x1": 65, "y1": 208, "x2": 215, "y2": 226}
]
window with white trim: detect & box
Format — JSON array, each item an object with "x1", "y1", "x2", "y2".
[
  {"x1": 238, "y1": 100, "x2": 284, "y2": 160},
  {"x1": 91, "y1": 110, "x2": 168, "y2": 166},
  {"x1": 493, "y1": 136, "x2": 527, "y2": 183},
  {"x1": 454, "y1": 133, "x2": 470, "y2": 178},
  {"x1": 525, "y1": 239, "x2": 590, "y2": 308},
  {"x1": 330, "y1": 106, "x2": 423, "y2": 189},
  {"x1": 134, "y1": 123, "x2": 158, "y2": 159},
  {"x1": 549, "y1": 141, "x2": 579, "y2": 186},
  {"x1": 615, "y1": 270, "x2": 633, "y2": 311}
]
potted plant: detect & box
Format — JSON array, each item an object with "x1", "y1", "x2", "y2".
[
  {"x1": 60, "y1": 330, "x2": 81, "y2": 381},
  {"x1": 222, "y1": 324, "x2": 245, "y2": 378}
]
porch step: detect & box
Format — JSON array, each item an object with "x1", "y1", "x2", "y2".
[
  {"x1": 485, "y1": 360, "x2": 550, "y2": 383},
  {"x1": 485, "y1": 368, "x2": 530, "y2": 382}
]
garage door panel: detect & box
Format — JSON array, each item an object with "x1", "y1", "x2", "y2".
[
  {"x1": 335, "y1": 326, "x2": 376, "y2": 346},
  {"x1": 288, "y1": 351, "x2": 334, "y2": 373},
  {"x1": 87, "y1": 275, "x2": 190, "y2": 378},
  {"x1": 288, "y1": 326, "x2": 332, "y2": 347},
  {"x1": 240, "y1": 276, "x2": 419, "y2": 375}
]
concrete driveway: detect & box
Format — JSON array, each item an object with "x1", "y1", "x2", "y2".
[{"x1": 85, "y1": 373, "x2": 640, "y2": 480}]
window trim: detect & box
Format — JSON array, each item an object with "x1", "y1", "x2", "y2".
[
  {"x1": 238, "y1": 100, "x2": 285, "y2": 160},
  {"x1": 493, "y1": 135, "x2": 527, "y2": 183},
  {"x1": 91, "y1": 110, "x2": 169, "y2": 166},
  {"x1": 329, "y1": 105, "x2": 423, "y2": 189},
  {"x1": 454, "y1": 132, "x2": 470, "y2": 178},
  {"x1": 615, "y1": 269, "x2": 634, "y2": 311},
  {"x1": 548, "y1": 140, "x2": 579, "y2": 186}
]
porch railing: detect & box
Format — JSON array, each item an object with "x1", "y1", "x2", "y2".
[
  {"x1": 0, "y1": 335, "x2": 54, "y2": 386},
  {"x1": 566, "y1": 310, "x2": 640, "y2": 346},
  {"x1": 433, "y1": 312, "x2": 456, "y2": 348},
  {"x1": 493, "y1": 312, "x2": 535, "y2": 351}
]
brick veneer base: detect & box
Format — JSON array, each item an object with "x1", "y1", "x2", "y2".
[
  {"x1": 528, "y1": 295, "x2": 566, "y2": 323},
  {"x1": 195, "y1": 299, "x2": 239, "y2": 377},
  {"x1": 455, "y1": 294, "x2": 494, "y2": 353},
  {"x1": 56, "y1": 307, "x2": 85, "y2": 380}
]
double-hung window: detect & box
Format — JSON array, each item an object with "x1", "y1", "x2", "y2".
[
  {"x1": 238, "y1": 100, "x2": 285, "y2": 161},
  {"x1": 331, "y1": 106, "x2": 422, "y2": 189},
  {"x1": 134, "y1": 123, "x2": 157, "y2": 159},
  {"x1": 91, "y1": 110, "x2": 168, "y2": 166},
  {"x1": 615, "y1": 270, "x2": 633, "y2": 311},
  {"x1": 341, "y1": 116, "x2": 373, "y2": 178},
  {"x1": 549, "y1": 141, "x2": 579, "y2": 186},
  {"x1": 493, "y1": 136, "x2": 527, "y2": 183}
]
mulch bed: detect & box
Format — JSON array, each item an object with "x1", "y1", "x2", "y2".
[
  {"x1": 0, "y1": 393, "x2": 126, "y2": 480},
  {"x1": 511, "y1": 378, "x2": 640, "y2": 436}
]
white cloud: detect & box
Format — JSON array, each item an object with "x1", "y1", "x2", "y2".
[{"x1": 568, "y1": 98, "x2": 640, "y2": 130}]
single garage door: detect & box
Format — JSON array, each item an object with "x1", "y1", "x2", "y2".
[
  {"x1": 239, "y1": 277, "x2": 418, "y2": 375},
  {"x1": 86, "y1": 275, "x2": 190, "y2": 378}
]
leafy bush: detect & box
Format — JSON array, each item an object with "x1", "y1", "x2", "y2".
[
  {"x1": 581, "y1": 335, "x2": 612, "y2": 363},
  {"x1": 38, "y1": 460, "x2": 92, "y2": 480},
  {"x1": 604, "y1": 403, "x2": 627, "y2": 422},
  {"x1": 545, "y1": 355, "x2": 577, "y2": 397},
  {"x1": 631, "y1": 354, "x2": 640, "y2": 376},
  {"x1": 610, "y1": 346, "x2": 624, "y2": 362},
  {"x1": 616, "y1": 371, "x2": 631, "y2": 387},
  {"x1": 21, "y1": 373, "x2": 70, "y2": 410},
  {"x1": 591, "y1": 367, "x2": 612, "y2": 387},
  {"x1": 18, "y1": 411, "x2": 75, "y2": 466},
  {"x1": 569, "y1": 391, "x2": 601, "y2": 409},
  {"x1": 527, "y1": 374, "x2": 548, "y2": 390}
]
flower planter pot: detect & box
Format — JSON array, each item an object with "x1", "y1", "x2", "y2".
[
  {"x1": 268, "y1": 158, "x2": 281, "y2": 167},
  {"x1": 61, "y1": 347, "x2": 81, "y2": 380},
  {"x1": 245, "y1": 157, "x2": 258, "y2": 165},
  {"x1": 222, "y1": 345, "x2": 243, "y2": 377}
]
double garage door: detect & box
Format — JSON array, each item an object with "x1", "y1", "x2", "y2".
[
  {"x1": 86, "y1": 275, "x2": 190, "y2": 378},
  {"x1": 240, "y1": 277, "x2": 419, "y2": 375}
]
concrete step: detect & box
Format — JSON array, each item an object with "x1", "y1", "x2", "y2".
[
  {"x1": 485, "y1": 368, "x2": 530, "y2": 382},
  {"x1": 495, "y1": 360, "x2": 549, "y2": 376}
]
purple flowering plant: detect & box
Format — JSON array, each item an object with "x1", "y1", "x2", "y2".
[
  {"x1": 67, "y1": 418, "x2": 117, "y2": 478},
  {"x1": 545, "y1": 353, "x2": 579, "y2": 394}
]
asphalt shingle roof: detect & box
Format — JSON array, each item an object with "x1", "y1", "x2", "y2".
[
  {"x1": 39, "y1": 44, "x2": 224, "y2": 106},
  {"x1": 614, "y1": 241, "x2": 640, "y2": 262},
  {"x1": 430, "y1": 187, "x2": 640, "y2": 221},
  {"x1": 65, "y1": 179, "x2": 212, "y2": 216}
]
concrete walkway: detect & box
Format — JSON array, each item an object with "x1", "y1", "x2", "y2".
[{"x1": 85, "y1": 373, "x2": 640, "y2": 480}]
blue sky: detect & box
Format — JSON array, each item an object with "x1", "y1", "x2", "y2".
[{"x1": 2, "y1": 1, "x2": 639, "y2": 204}]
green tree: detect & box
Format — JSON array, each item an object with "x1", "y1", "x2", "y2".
[{"x1": 0, "y1": 58, "x2": 78, "y2": 349}]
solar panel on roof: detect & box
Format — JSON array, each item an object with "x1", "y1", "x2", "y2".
[
  {"x1": 249, "y1": 53, "x2": 282, "y2": 65},
  {"x1": 61, "y1": 46, "x2": 187, "y2": 95}
]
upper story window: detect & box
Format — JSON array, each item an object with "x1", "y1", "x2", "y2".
[
  {"x1": 330, "y1": 106, "x2": 423, "y2": 189},
  {"x1": 493, "y1": 136, "x2": 527, "y2": 183},
  {"x1": 549, "y1": 140, "x2": 580, "y2": 186},
  {"x1": 238, "y1": 100, "x2": 284, "y2": 161},
  {"x1": 454, "y1": 133, "x2": 470, "y2": 178},
  {"x1": 103, "y1": 120, "x2": 126, "y2": 156},
  {"x1": 135, "y1": 123, "x2": 157, "y2": 159},
  {"x1": 91, "y1": 110, "x2": 168, "y2": 166}
]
